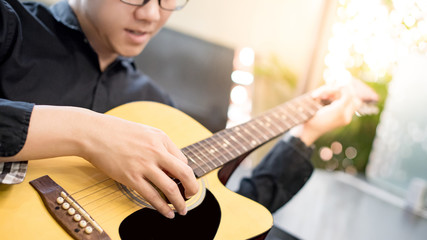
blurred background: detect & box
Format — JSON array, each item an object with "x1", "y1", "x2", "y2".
[
  {"x1": 33, "y1": 0, "x2": 427, "y2": 239},
  {"x1": 168, "y1": 0, "x2": 427, "y2": 239}
]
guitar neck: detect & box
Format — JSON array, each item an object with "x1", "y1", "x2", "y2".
[{"x1": 183, "y1": 93, "x2": 324, "y2": 178}]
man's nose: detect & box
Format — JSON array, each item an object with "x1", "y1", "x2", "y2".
[{"x1": 134, "y1": 0, "x2": 161, "y2": 21}]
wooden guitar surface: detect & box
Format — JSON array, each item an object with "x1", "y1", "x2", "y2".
[{"x1": 0, "y1": 101, "x2": 273, "y2": 240}]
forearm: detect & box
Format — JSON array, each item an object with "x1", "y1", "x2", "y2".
[
  {"x1": 0, "y1": 105, "x2": 97, "y2": 162},
  {"x1": 289, "y1": 124, "x2": 322, "y2": 146},
  {"x1": 237, "y1": 135, "x2": 314, "y2": 213},
  {"x1": 0, "y1": 103, "x2": 199, "y2": 218}
]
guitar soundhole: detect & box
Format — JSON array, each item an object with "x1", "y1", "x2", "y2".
[{"x1": 119, "y1": 190, "x2": 221, "y2": 240}]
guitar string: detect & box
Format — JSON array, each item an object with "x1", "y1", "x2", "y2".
[
  {"x1": 200, "y1": 136, "x2": 227, "y2": 166},
  {"x1": 194, "y1": 130, "x2": 244, "y2": 169},
  {"x1": 62, "y1": 94, "x2": 323, "y2": 225},
  {"x1": 69, "y1": 177, "x2": 112, "y2": 196},
  {"x1": 194, "y1": 140, "x2": 224, "y2": 167},
  {"x1": 63, "y1": 139, "x2": 233, "y2": 224},
  {"x1": 187, "y1": 143, "x2": 217, "y2": 169},
  {"x1": 67, "y1": 98, "x2": 316, "y2": 204}
]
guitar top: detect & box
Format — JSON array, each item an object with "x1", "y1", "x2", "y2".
[
  {"x1": 0, "y1": 85, "x2": 378, "y2": 239},
  {"x1": 0, "y1": 101, "x2": 273, "y2": 240}
]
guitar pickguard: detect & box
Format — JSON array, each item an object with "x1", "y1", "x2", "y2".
[{"x1": 119, "y1": 189, "x2": 221, "y2": 240}]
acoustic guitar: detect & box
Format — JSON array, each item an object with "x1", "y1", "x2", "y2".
[{"x1": 0, "y1": 92, "x2": 377, "y2": 240}]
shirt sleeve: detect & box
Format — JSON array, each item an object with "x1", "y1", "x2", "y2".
[
  {"x1": 0, "y1": 98, "x2": 34, "y2": 184},
  {"x1": 1, "y1": 0, "x2": 19, "y2": 61},
  {"x1": 236, "y1": 134, "x2": 314, "y2": 213}
]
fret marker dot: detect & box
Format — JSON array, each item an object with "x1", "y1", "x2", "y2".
[{"x1": 251, "y1": 140, "x2": 257, "y2": 146}]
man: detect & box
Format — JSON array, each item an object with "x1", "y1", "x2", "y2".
[{"x1": 0, "y1": 0, "x2": 372, "y2": 221}]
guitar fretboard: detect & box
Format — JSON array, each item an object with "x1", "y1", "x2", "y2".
[{"x1": 182, "y1": 93, "x2": 324, "y2": 178}]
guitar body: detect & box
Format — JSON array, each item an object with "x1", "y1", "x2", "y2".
[{"x1": 0, "y1": 102, "x2": 273, "y2": 240}]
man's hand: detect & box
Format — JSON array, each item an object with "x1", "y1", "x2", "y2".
[
  {"x1": 291, "y1": 78, "x2": 379, "y2": 145},
  {"x1": 1, "y1": 106, "x2": 199, "y2": 219},
  {"x1": 82, "y1": 114, "x2": 199, "y2": 219}
]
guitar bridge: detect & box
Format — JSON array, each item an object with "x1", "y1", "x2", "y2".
[{"x1": 30, "y1": 175, "x2": 111, "y2": 240}]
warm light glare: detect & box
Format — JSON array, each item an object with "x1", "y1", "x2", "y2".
[
  {"x1": 345, "y1": 146, "x2": 358, "y2": 159},
  {"x1": 331, "y1": 141, "x2": 343, "y2": 154},
  {"x1": 319, "y1": 147, "x2": 333, "y2": 161},
  {"x1": 231, "y1": 70, "x2": 254, "y2": 85},
  {"x1": 227, "y1": 104, "x2": 252, "y2": 126},
  {"x1": 324, "y1": 0, "x2": 427, "y2": 84},
  {"x1": 239, "y1": 47, "x2": 255, "y2": 67},
  {"x1": 230, "y1": 85, "x2": 248, "y2": 105}
]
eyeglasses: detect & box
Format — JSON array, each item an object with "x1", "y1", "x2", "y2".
[{"x1": 120, "y1": 0, "x2": 189, "y2": 11}]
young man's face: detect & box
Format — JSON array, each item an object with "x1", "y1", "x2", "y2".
[{"x1": 72, "y1": 0, "x2": 172, "y2": 57}]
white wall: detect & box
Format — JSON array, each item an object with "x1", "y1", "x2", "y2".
[{"x1": 167, "y1": 0, "x2": 326, "y2": 79}]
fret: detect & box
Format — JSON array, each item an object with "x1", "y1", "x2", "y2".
[
  {"x1": 240, "y1": 123, "x2": 262, "y2": 147},
  {"x1": 230, "y1": 126, "x2": 253, "y2": 150},
  {"x1": 187, "y1": 143, "x2": 217, "y2": 170},
  {"x1": 302, "y1": 96, "x2": 323, "y2": 114},
  {"x1": 193, "y1": 141, "x2": 223, "y2": 169},
  {"x1": 263, "y1": 115, "x2": 283, "y2": 133},
  {"x1": 271, "y1": 111, "x2": 286, "y2": 125},
  {"x1": 218, "y1": 130, "x2": 245, "y2": 156},
  {"x1": 270, "y1": 110, "x2": 293, "y2": 130},
  {"x1": 182, "y1": 148, "x2": 210, "y2": 175},
  {"x1": 254, "y1": 117, "x2": 278, "y2": 137},
  {"x1": 278, "y1": 104, "x2": 301, "y2": 124},
  {"x1": 204, "y1": 140, "x2": 220, "y2": 156},
  {"x1": 186, "y1": 157, "x2": 200, "y2": 170},
  {"x1": 184, "y1": 153, "x2": 207, "y2": 177},
  {"x1": 298, "y1": 97, "x2": 316, "y2": 116},
  {"x1": 290, "y1": 101, "x2": 309, "y2": 120},
  {"x1": 185, "y1": 92, "x2": 330, "y2": 178},
  {"x1": 228, "y1": 134, "x2": 248, "y2": 152},
  {"x1": 267, "y1": 111, "x2": 290, "y2": 131},
  {"x1": 203, "y1": 137, "x2": 229, "y2": 163},
  {"x1": 203, "y1": 138, "x2": 228, "y2": 167},
  {"x1": 210, "y1": 133, "x2": 237, "y2": 161},
  {"x1": 299, "y1": 95, "x2": 320, "y2": 118},
  {"x1": 249, "y1": 119, "x2": 275, "y2": 141}
]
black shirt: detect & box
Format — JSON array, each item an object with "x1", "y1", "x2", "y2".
[
  {"x1": 0, "y1": 0, "x2": 314, "y2": 213},
  {"x1": 0, "y1": 0, "x2": 172, "y2": 158}
]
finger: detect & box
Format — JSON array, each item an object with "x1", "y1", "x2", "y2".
[
  {"x1": 132, "y1": 177, "x2": 176, "y2": 219},
  {"x1": 328, "y1": 87, "x2": 360, "y2": 125},
  {"x1": 146, "y1": 167, "x2": 189, "y2": 216},
  {"x1": 164, "y1": 139, "x2": 188, "y2": 164},
  {"x1": 350, "y1": 77, "x2": 379, "y2": 102},
  {"x1": 159, "y1": 153, "x2": 199, "y2": 199},
  {"x1": 311, "y1": 85, "x2": 341, "y2": 102}
]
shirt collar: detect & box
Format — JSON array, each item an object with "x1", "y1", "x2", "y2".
[
  {"x1": 48, "y1": 0, "x2": 136, "y2": 69},
  {"x1": 50, "y1": 0, "x2": 82, "y2": 32}
]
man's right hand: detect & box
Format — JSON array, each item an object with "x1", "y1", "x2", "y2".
[{"x1": 0, "y1": 105, "x2": 199, "y2": 219}]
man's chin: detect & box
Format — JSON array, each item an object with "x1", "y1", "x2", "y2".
[{"x1": 119, "y1": 45, "x2": 147, "y2": 58}]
